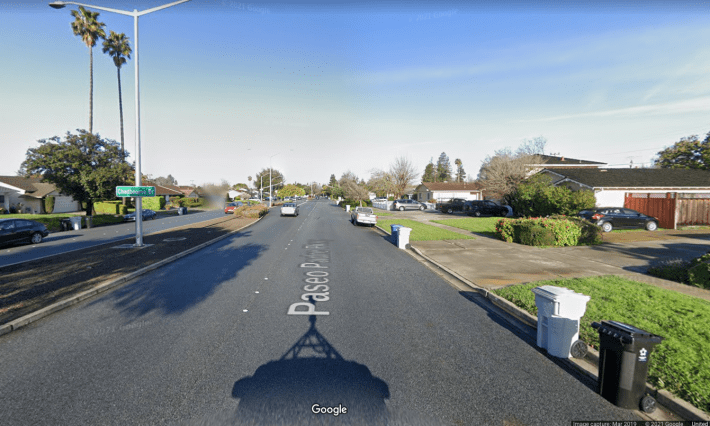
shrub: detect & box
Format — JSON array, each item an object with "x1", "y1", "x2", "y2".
[
  {"x1": 44, "y1": 196, "x2": 55, "y2": 214},
  {"x1": 648, "y1": 258, "x2": 692, "y2": 283},
  {"x1": 142, "y1": 196, "x2": 166, "y2": 210},
  {"x1": 688, "y1": 261, "x2": 710, "y2": 289},
  {"x1": 495, "y1": 217, "x2": 584, "y2": 247},
  {"x1": 118, "y1": 204, "x2": 128, "y2": 215},
  {"x1": 518, "y1": 224, "x2": 556, "y2": 246},
  {"x1": 341, "y1": 198, "x2": 372, "y2": 209},
  {"x1": 506, "y1": 174, "x2": 596, "y2": 217},
  {"x1": 232, "y1": 204, "x2": 268, "y2": 218},
  {"x1": 93, "y1": 201, "x2": 122, "y2": 215},
  {"x1": 550, "y1": 214, "x2": 601, "y2": 245}
]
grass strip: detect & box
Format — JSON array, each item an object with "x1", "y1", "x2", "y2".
[
  {"x1": 377, "y1": 219, "x2": 473, "y2": 241},
  {"x1": 431, "y1": 217, "x2": 500, "y2": 236},
  {"x1": 492, "y1": 275, "x2": 710, "y2": 413}
]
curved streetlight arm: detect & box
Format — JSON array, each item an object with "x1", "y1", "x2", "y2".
[{"x1": 49, "y1": 0, "x2": 190, "y2": 16}]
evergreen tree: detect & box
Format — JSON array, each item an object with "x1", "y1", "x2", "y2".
[
  {"x1": 454, "y1": 158, "x2": 466, "y2": 182},
  {"x1": 436, "y1": 152, "x2": 452, "y2": 182},
  {"x1": 422, "y1": 158, "x2": 436, "y2": 182}
]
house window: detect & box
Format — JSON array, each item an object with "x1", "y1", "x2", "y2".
[{"x1": 0, "y1": 195, "x2": 4, "y2": 203}]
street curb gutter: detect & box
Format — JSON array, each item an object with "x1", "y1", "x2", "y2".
[
  {"x1": 374, "y1": 225, "x2": 709, "y2": 421},
  {"x1": 0, "y1": 216, "x2": 264, "y2": 338}
]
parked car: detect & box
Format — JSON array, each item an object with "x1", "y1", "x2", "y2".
[
  {"x1": 578, "y1": 207, "x2": 659, "y2": 232},
  {"x1": 123, "y1": 209, "x2": 157, "y2": 222},
  {"x1": 351, "y1": 207, "x2": 377, "y2": 226},
  {"x1": 463, "y1": 200, "x2": 509, "y2": 217},
  {"x1": 224, "y1": 201, "x2": 244, "y2": 214},
  {"x1": 281, "y1": 202, "x2": 299, "y2": 216},
  {"x1": 393, "y1": 199, "x2": 425, "y2": 211},
  {"x1": 0, "y1": 218, "x2": 49, "y2": 246},
  {"x1": 437, "y1": 198, "x2": 468, "y2": 214}
]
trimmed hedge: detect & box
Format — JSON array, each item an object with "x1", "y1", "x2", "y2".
[
  {"x1": 495, "y1": 217, "x2": 584, "y2": 247},
  {"x1": 341, "y1": 199, "x2": 372, "y2": 209},
  {"x1": 44, "y1": 196, "x2": 55, "y2": 214},
  {"x1": 142, "y1": 196, "x2": 166, "y2": 210}
]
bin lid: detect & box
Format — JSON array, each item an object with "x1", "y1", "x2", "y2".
[
  {"x1": 531, "y1": 285, "x2": 590, "y2": 303},
  {"x1": 592, "y1": 320, "x2": 664, "y2": 342},
  {"x1": 390, "y1": 224, "x2": 403, "y2": 230}
]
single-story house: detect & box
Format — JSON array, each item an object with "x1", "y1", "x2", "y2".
[
  {"x1": 228, "y1": 190, "x2": 251, "y2": 200},
  {"x1": 174, "y1": 185, "x2": 200, "y2": 198},
  {"x1": 144, "y1": 183, "x2": 185, "y2": 202},
  {"x1": 413, "y1": 182, "x2": 483, "y2": 203},
  {"x1": 540, "y1": 167, "x2": 710, "y2": 228},
  {"x1": 0, "y1": 176, "x2": 81, "y2": 214}
]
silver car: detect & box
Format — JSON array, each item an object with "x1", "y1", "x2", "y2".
[{"x1": 393, "y1": 199, "x2": 425, "y2": 211}]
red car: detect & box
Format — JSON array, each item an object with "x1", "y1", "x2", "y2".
[{"x1": 224, "y1": 201, "x2": 244, "y2": 214}]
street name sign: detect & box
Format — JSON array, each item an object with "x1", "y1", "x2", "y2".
[{"x1": 116, "y1": 186, "x2": 156, "y2": 197}]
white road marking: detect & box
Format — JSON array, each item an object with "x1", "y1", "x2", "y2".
[{"x1": 243, "y1": 309, "x2": 248, "y2": 312}]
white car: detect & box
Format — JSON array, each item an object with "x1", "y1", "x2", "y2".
[{"x1": 280, "y1": 202, "x2": 299, "y2": 216}]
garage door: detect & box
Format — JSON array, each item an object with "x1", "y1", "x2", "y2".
[{"x1": 53, "y1": 196, "x2": 80, "y2": 213}]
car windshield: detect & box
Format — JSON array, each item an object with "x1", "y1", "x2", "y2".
[
  {"x1": 284, "y1": 203, "x2": 295, "y2": 207},
  {"x1": 358, "y1": 208, "x2": 373, "y2": 214}
]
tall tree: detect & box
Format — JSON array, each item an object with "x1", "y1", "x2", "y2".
[
  {"x1": 154, "y1": 175, "x2": 178, "y2": 186},
  {"x1": 422, "y1": 158, "x2": 436, "y2": 182},
  {"x1": 390, "y1": 156, "x2": 420, "y2": 199},
  {"x1": 254, "y1": 168, "x2": 284, "y2": 194},
  {"x1": 454, "y1": 158, "x2": 466, "y2": 182},
  {"x1": 516, "y1": 136, "x2": 547, "y2": 156},
  {"x1": 20, "y1": 130, "x2": 133, "y2": 215},
  {"x1": 436, "y1": 152, "x2": 452, "y2": 182},
  {"x1": 70, "y1": 6, "x2": 106, "y2": 134},
  {"x1": 655, "y1": 132, "x2": 710, "y2": 169},
  {"x1": 328, "y1": 174, "x2": 338, "y2": 187},
  {"x1": 339, "y1": 171, "x2": 369, "y2": 205},
  {"x1": 478, "y1": 147, "x2": 542, "y2": 200},
  {"x1": 102, "y1": 31, "x2": 132, "y2": 155}
]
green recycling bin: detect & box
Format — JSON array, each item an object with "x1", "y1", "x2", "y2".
[{"x1": 591, "y1": 320, "x2": 664, "y2": 413}]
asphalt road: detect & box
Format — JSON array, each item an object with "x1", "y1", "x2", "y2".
[
  {"x1": 0, "y1": 209, "x2": 226, "y2": 268},
  {"x1": 0, "y1": 199, "x2": 640, "y2": 425}
]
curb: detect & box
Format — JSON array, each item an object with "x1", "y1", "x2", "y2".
[
  {"x1": 374, "y1": 225, "x2": 710, "y2": 421},
  {"x1": 0, "y1": 216, "x2": 264, "y2": 338}
]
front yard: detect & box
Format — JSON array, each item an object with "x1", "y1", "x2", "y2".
[
  {"x1": 493, "y1": 275, "x2": 710, "y2": 414},
  {"x1": 430, "y1": 217, "x2": 499, "y2": 236},
  {"x1": 376, "y1": 219, "x2": 474, "y2": 241}
]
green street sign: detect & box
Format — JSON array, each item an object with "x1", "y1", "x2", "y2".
[{"x1": 116, "y1": 186, "x2": 156, "y2": 197}]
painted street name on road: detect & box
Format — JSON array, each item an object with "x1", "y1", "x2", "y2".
[
  {"x1": 288, "y1": 240, "x2": 331, "y2": 315},
  {"x1": 115, "y1": 186, "x2": 156, "y2": 197}
]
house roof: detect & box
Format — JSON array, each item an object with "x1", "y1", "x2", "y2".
[
  {"x1": 530, "y1": 155, "x2": 606, "y2": 167},
  {"x1": 417, "y1": 182, "x2": 483, "y2": 191},
  {"x1": 145, "y1": 182, "x2": 184, "y2": 196},
  {"x1": 0, "y1": 176, "x2": 60, "y2": 198},
  {"x1": 543, "y1": 168, "x2": 710, "y2": 189}
]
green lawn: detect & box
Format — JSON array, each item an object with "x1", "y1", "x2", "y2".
[
  {"x1": 374, "y1": 211, "x2": 393, "y2": 217},
  {"x1": 431, "y1": 217, "x2": 500, "y2": 236},
  {"x1": 493, "y1": 275, "x2": 710, "y2": 413},
  {"x1": 377, "y1": 218, "x2": 473, "y2": 241}
]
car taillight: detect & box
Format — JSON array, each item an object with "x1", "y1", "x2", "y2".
[{"x1": 591, "y1": 213, "x2": 603, "y2": 220}]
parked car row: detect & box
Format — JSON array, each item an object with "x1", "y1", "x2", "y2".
[{"x1": 0, "y1": 218, "x2": 49, "y2": 246}]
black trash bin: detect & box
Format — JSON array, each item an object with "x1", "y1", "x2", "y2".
[
  {"x1": 60, "y1": 218, "x2": 71, "y2": 232},
  {"x1": 591, "y1": 320, "x2": 664, "y2": 413}
]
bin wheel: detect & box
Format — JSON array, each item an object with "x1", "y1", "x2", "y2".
[
  {"x1": 640, "y1": 395, "x2": 657, "y2": 413},
  {"x1": 570, "y1": 340, "x2": 588, "y2": 359}
]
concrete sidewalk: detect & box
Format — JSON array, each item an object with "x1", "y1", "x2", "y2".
[{"x1": 386, "y1": 209, "x2": 710, "y2": 301}]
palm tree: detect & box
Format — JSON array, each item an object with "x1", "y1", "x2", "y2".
[
  {"x1": 102, "y1": 31, "x2": 132, "y2": 156},
  {"x1": 70, "y1": 6, "x2": 106, "y2": 134}
]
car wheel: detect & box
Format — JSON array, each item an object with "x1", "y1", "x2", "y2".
[
  {"x1": 30, "y1": 232, "x2": 43, "y2": 244},
  {"x1": 420, "y1": 206, "x2": 425, "y2": 211},
  {"x1": 646, "y1": 221, "x2": 658, "y2": 231},
  {"x1": 399, "y1": 207, "x2": 405, "y2": 211},
  {"x1": 499, "y1": 210, "x2": 507, "y2": 217},
  {"x1": 447, "y1": 208, "x2": 453, "y2": 214},
  {"x1": 474, "y1": 211, "x2": 482, "y2": 217},
  {"x1": 601, "y1": 222, "x2": 613, "y2": 232}
]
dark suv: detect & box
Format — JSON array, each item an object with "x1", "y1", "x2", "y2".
[
  {"x1": 463, "y1": 200, "x2": 509, "y2": 217},
  {"x1": 393, "y1": 199, "x2": 425, "y2": 211},
  {"x1": 437, "y1": 198, "x2": 467, "y2": 214}
]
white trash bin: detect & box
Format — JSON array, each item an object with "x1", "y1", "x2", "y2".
[
  {"x1": 346, "y1": 205, "x2": 351, "y2": 212},
  {"x1": 531, "y1": 286, "x2": 591, "y2": 358},
  {"x1": 69, "y1": 216, "x2": 82, "y2": 231},
  {"x1": 397, "y1": 227, "x2": 412, "y2": 249}
]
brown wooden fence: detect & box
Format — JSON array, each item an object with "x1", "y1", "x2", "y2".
[
  {"x1": 676, "y1": 196, "x2": 710, "y2": 226},
  {"x1": 624, "y1": 193, "x2": 710, "y2": 229},
  {"x1": 624, "y1": 193, "x2": 675, "y2": 229}
]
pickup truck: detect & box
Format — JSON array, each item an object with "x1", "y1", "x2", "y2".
[
  {"x1": 437, "y1": 198, "x2": 468, "y2": 214},
  {"x1": 280, "y1": 202, "x2": 299, "y2": 217},
  {"x1": 350, "y1": 207, "x2": 377, "y2": 226}
]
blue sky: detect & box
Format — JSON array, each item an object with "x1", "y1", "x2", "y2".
[{"x1": 2, "y1": 0, "x2": 709, "y2": 188}]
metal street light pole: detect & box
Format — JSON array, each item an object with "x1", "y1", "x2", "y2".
[
  {"x1": 268, "y1": 153, "x2": 279, "y2": 208},
  {"x1": 50, "y1": 0, "x2": 190, "y2": 247}
]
